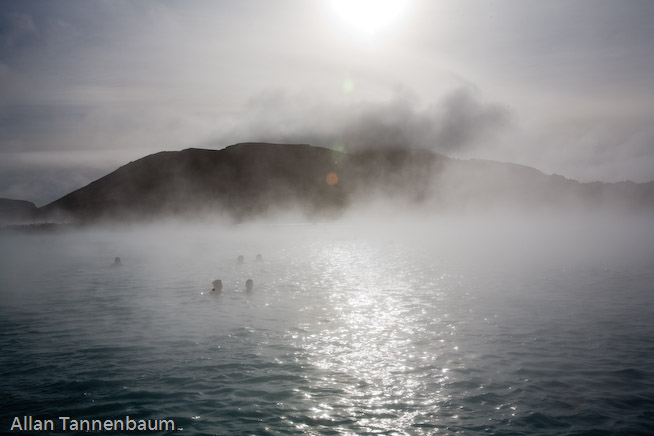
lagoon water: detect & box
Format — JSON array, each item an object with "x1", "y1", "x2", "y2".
[{"x1": 1, "y1": 217, "x2": 653, "y2": 435}]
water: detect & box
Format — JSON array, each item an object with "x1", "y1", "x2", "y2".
[{"x1": 1, "y1": 217, "x2": 653, "y2": 435}]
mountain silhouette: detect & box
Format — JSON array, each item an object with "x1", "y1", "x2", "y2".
[
  {"x1": 0, "y1": 198, "x2": 38, "y2": 222},
  {"x1": 32, "y1": 142, "x2": 654, "y2": 222}
]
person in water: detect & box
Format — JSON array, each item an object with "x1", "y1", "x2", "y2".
[
  {"x1": 212, "y1": 279, "x2": 223, "y2": 292},
  {"x1": 110, "y1": 257, "x2": 122, "y2": 267},
  {"x1": 245, "y1": 279, "x2": 253, "y2": 291},
  {"x1": 237, "y1": 255, "x2": 244, "y2": 264}
]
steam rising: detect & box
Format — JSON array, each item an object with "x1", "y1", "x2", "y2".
[
  {"x1": 2, "y1": 2, "x2": 654, "y2": 433},
  {"x1": 1, "y1": 0, "x2": 653, "y2": 205},
  {"x1": 224, "y1": 87, "x2": 509, "y2": 154}
]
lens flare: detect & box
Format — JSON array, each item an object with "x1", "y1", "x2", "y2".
[{"x1": 326, "y1": 172, "x2": 339, "y2": 186}]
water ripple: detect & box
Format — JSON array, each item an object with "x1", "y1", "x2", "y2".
[{"x1": 1, "y1": 227, "x2": 653, "y2": 435}]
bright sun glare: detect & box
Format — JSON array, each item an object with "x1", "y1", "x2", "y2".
[{"x1": 331, "y1": 0, "x2": 407, "y2": 37}]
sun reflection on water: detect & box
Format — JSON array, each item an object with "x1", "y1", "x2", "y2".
[{"x1": 286, "y1": 240, "x2": 457, "y2": 432}]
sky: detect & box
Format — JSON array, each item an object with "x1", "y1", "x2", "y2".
[{"x1": 0, "y1": 0, "x2": 652, "y2": 205}]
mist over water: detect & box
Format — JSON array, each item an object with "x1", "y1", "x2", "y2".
[
  {"x1": 1, "y1": 213, "x2": 653, "y2": 435},
  {"x1": 2, "y1": 1, "x2": 653, "y2": 433}
]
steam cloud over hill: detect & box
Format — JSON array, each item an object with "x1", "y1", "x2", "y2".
[{"x1": 17, "y1": 142, "x2": 651, "y2": 224}]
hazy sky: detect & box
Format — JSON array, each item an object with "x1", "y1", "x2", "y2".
[{"x1": 1, "y1": 0, "x2": 653, "y2": 204}]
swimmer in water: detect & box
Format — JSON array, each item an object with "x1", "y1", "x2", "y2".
[
  {"x1": 212, "y1": 279, "x2": 223, "y2": 292},
  {"x1": 255, "y1": 254, "x2": 263, "y2": 262},
  {"x1": 110, "y1": 257, "x2": 122, "y2": 267},
  {"x1": 245, "y1": 279, "x2": 253, "y2": 292},
  {"x1": 237, "y1": 255, "x2": 244, "y2": 264}
]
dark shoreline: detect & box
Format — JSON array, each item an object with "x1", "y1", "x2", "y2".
[{"x1": 0, "y1": 222, "x2": 78, "y2": 234}]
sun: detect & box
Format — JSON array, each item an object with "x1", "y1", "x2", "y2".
[{"x1": 330, "y1": 0, "x2": 407, "y2": 37}]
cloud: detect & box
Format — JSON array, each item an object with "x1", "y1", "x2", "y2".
[
  {"x1": 222, "y1": 86, "x2": 510, "y2": 155},
  {"x1": 529, "y1": 120, "x2": 654, "y2": 183},
  {"x1": 434, "y1": 89, "x2": 510, "y2": 152},
  {"x1": 0, "y1": 13, "x2": 38, "y2": 53},
  {"x1": 0, "y1": 164, "x2": 106, "y2": 206},
  {"x1": 0, "y1": 0, "x2": 651, "y2": 206}
]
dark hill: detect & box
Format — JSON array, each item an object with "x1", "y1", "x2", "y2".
[
  {"x1": 0, "y1": 198, "x2": 38, "y2": 222},
  {"x1": 38, "y1": 143, "x2": 654, "y2": 222}
]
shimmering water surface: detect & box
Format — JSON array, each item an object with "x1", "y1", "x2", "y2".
[{"x1": 1, "y1": 219, "x2": 653, "y2": 435}]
